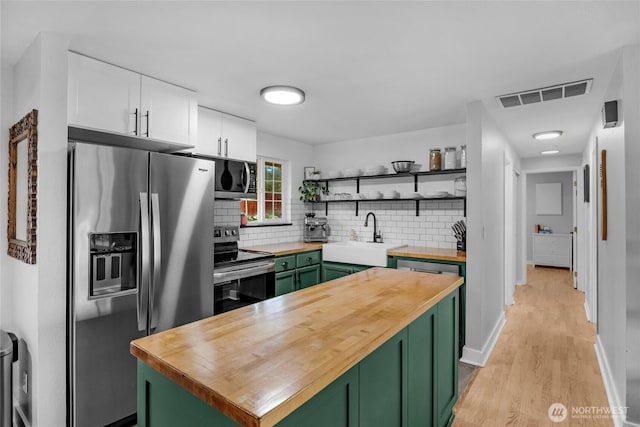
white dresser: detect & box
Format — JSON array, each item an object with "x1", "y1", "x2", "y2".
[{"x1": 532, "y1": 233, "x2": 572, "y2": 269}]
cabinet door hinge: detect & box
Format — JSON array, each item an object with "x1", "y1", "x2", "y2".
[
  {"x1": 573, "y1": 226, "x2": 578, "y2": 233},
  {"x1": 574, "y1": 180, "x2": 577, "y2": 187},
  {"x1": 574, "y1": 271, "x2": 578, "y2": 277}
]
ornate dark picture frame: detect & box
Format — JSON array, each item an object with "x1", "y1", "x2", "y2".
[{"x1": 8, "y1": 109, "x2": 38, "y2": 264}]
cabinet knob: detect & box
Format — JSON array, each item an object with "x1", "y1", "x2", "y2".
[
  {"x1": 306, "y1": 257, "x2": 312, "y2": 262},
  {"x1": 282, "y1": 262, "x2": 288, "y2": 267}
]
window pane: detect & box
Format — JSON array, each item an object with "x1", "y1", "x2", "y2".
[
  {"x1": 273, "y1": 202, "x2": 282, "y2": 218},
  {"x1": 274, "y1": 181, "x2": 281, "y2": 192},
  {"x1": 265, "y1": 162, "x2": 273, "y2": 181},
  {"x1": 274, "y1": 193, "x2": 282, "y2": 201},
  {"x1": 265, "y1": 180, "x2": 273, "y2": 192},
  {"x1": 273, "y1": 164, "x2": 282, "y2": 180}
]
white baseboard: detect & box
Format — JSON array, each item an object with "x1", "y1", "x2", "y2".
[
  {"x1": 460, "y1": 311, "x2": 506, "y2": 367},
  {"x1": 594, "y1": 336, "x2": 626, "y2": 427},
  {"x1": 584, "y1": 301, "x2": 592, "y2": 323}
]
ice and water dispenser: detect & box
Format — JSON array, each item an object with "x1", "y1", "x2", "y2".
[{"x1": 89, "y1": 233, "x2": 137, "y2": 297}]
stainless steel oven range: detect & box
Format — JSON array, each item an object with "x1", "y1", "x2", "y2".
[{"x1": 213, "y1": 226, "x2": 275, "y2": 314}]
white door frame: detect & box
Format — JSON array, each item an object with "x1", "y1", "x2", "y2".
[
  {"x1": 519, "y1": 166, "x2": 583, "y2": 287},
  {"x1": 504, "y1": 154, "x2": 516, "y2": 305}
]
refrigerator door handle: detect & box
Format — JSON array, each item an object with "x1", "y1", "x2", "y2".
[
  {"x1": 138, "y1": 192, "x2": 150, "y2": 332},
  {"x1": 150, "y1": 193, "x2": 162, "y2": 330}
]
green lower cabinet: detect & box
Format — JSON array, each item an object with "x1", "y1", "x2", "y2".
[
  {"x1": 322, "y1": 261, "x2": 371, "y2": 282},
  {"x1": 435, "y1": 291, "x2": 459, "y2": 427},
  {"x1": 359, "y1": 329, "x2": 408, "y2": 427},
  {"x1": 275, "y1": 251, "x2": 322, "y2": 296},
  {"x1": 137, "y1": 289, "x2": 459, "y2": 427},
  {"x1": 408, "y1": 306, "x2": 436, "y2": 426},
  {"x1": 275, "y1": 270, "x2": 296, "y2": 296},
  {"x1": 277, "y1": 366, "x2": 359, "y2": 427},
  {"x1": 297, "y1": 264, "x2": 321, "y2": 289}
]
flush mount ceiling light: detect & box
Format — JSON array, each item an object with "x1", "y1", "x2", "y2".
[
  {"x1": 260, "y1": 86, "x2": 305, "y2": 106},
  {"x1": 533, "y1": 130, "x2": 563, "y2": 140},
  {"x1": 541, "y1": 150, "x2": 561, "y2": 155}
]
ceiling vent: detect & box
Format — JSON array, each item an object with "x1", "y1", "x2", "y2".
[{"x1": 496, "y1": 79, "x2": 593, "y2": 108}]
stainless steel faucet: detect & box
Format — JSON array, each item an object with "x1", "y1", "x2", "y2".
[{"x1": 364, "y1": 212, "x2": 382, "y2": 243}]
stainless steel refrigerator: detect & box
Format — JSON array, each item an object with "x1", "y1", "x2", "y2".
[{"x1": 67, "y1": 142, "x2": 215, "y2": 427}]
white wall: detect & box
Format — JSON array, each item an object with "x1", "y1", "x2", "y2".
[
  {"x1": 621, "y1": 44, "x2": 640, "y2": 426},
  {"x1": 520, "y1": 153, "x2": 582, "y2": 170},
  {"x1": 525, "y1": 171, "x2": 574, "y2": 261},
  {"x1": 303, "y1": 125, "x2": 467, "y2": 248},
  {"x1": 583, "y1": 45, "x2": 640, "y2": 425},
  {"x1": 0, "y1": 33, "x2": 68, "y2": 426},
  {"x1": 463, "y1": 101, "x2": 520, "y2": 366}
]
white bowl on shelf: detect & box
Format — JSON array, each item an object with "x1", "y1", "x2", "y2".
[
  {"x1": 343, "y1": 168, "x2": 362, "y2": 177},
  {"x1": 363, "y1": 165, "x2": 386, "y2": 176}
]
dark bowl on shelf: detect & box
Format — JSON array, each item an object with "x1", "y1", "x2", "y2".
[{"x1": 391, "y1": 161, "x2": 415, "y2": 173}]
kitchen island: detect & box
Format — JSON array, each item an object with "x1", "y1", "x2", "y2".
[{"x1": 130, "y1": 267, "x2": 463, "y2": 427}]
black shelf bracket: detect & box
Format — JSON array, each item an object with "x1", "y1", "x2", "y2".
[
  {"x1": 414, "y1": 175, "x2": 418, "y2": 193},
  {"x1": 415, "y1": 200, "x2": 420, "y2": 217},
  {"x1": 355, "y1": 201, "x2": 359, "y2": 216}
]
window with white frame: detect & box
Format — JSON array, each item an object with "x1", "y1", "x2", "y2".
[{"x1": 240, "y1": 157, "x2": 290, "y2": 224}]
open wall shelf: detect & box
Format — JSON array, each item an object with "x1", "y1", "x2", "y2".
[{"x1": 303, "y1": 168, "x2": 467, "y2": 217}]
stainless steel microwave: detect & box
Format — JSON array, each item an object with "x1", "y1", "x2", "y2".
[
  {"x1": 213, "y1": 157, "x2": 257, "y2": 199},
  {"x1": 174, "y1": 154, "x2": 257, "y2": 199}
]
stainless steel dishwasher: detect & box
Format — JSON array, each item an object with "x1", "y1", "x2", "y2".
[{"x1": 397, "y1": 259, "x2": 461, "y2": 276}]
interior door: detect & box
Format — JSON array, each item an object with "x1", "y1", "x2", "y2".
[{"x1": 148, "y1": 153, "x2": 215, "y2": 333}]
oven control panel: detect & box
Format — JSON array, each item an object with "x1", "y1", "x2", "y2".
[{"x1": 214, "y1": 226, "x2": 239, "y2": 243}]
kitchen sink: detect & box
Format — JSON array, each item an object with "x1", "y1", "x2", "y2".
[{"x1": 322, "y1": 241, "x2": 407, "y2": 267}]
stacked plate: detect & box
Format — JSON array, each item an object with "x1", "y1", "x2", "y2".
[
  {"x1": 382, "y1": 190, "x2": 400, "y2": 199},
  {"x1": 423, "y1": 191, "x2": 450, "y2": 198},
  {"x1": 402, "y1": 192, "x2": 422, "y2": 199},
  {"x1": 363, "y1": 165, "x2": 386, "y2": 176},
  {"x1": 365, "y1": 191, "x2": 383, "y2": 199}
]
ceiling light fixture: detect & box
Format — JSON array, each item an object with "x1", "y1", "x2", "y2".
[
  {"x1": 541, "y1": 150, "x2": 560, "y2": 155},
  {"x1": 260, "y1": 85, "x2": 305, "y2": 106},
  {"x1": 533, "y1": 130, "x2": 563, "y2": 140}
]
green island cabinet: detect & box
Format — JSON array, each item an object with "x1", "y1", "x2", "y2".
[
  {"x1": 275, "y1": 250, "x2": 322, "y2": 296},
  {"x1": 387, "y1": 255, "x2": 466, "y2": 359},
  {"x1": 321, "y1": 261, "x2": 371, "y2": 282},
  {"x1": 136, "y1": 289, "x2": 459, "y2": 427}
]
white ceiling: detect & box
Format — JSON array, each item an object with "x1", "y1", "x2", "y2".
[{"x1": 2, "y1": 1, "x2": 639, "y2": 158}]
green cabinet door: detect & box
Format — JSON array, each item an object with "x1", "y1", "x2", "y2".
[
  {"x1": 322, "y1": 263, "x2": 354, "y2": 282},
  {"x1": 275, "y1": 270, "x2": 296, "y2": 296},
  {"x1": 359, "y1": 329, "x2": 408, "y2": 427},
  {"x1": 276, "y1": 366, "x2": 359, "y2": 427},
  {"x1": 297, "y1": 264, "x2": 321, "y2": 289},
  {"x1": 435, "y1": 290, "x2": 459, "y2": 427},
  {"x1": 407, "y1": 307, "x2": 436, "y2": 427}
]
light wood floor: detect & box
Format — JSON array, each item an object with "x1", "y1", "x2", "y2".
[{"x1": 453, "y1": 265, "x2": 612, "y2": 427}]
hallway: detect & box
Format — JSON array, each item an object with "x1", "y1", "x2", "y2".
[{"x1": 453, "y1": 266, "x2": 612, "y2": 426}]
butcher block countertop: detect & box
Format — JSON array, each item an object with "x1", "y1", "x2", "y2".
[
  {"x1": 130, "y1": 268, "x2": 463, "y2": 427},
  {"x1": 242, "y1": 241, "x2": 324, "y2": 256},
  {"x1": 387, "y1": 246, "x2": 466, "y2": 262}
]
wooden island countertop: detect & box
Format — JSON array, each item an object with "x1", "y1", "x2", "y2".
[{"x1": 130, "y1": 267, "x2": 463, "y2": 427}]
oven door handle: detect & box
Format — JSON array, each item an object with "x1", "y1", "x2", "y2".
[{"x1": 214, "y1": 263, "x2": 275, "y2": 283}]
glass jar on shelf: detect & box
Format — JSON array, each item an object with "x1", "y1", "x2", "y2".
[
  {"x1": 429, "y1": 148, "x2": 442, "y2": 171},
  {"x1": 460, "y1": 145, "x2": 467, "y2": 168},
  {"x1": 444, "y1": 146, "x2": 457, "y2": 170}
]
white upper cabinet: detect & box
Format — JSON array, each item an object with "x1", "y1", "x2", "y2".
[
  {"x1": 196, "y1": 106, "x2": 256, "y2": 162},
  {"x1": 140, "y1": 76, "x2": 197, "y2": 146},
  {"x1": 68, "y1": 52, "x2": 197, "y2": 148},
  {"x1": 195, "y1": 107, "x2": 223, "y2": 157},
  {"x1": 222, "y1": 113, "x2": 257, "y2": 162},
  {"x1": 68, "y1": 52, "x2": 140, "y2": 135}
]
